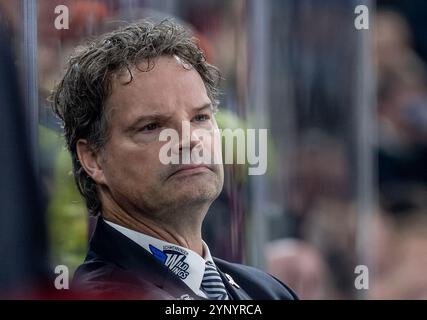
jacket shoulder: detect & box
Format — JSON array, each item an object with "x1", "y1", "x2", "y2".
[
  {"x1": 72, "y1": 259, "x2": 172, "y2": 299},
  {"x1": 214, "y1": 258, "x2": 298, "y2": 300},
  {"x1": 72, "y1": 259, "x2": 127, "y2": 298}
]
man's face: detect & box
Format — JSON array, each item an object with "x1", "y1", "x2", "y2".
[{"x1": 97, "y1": 56, "x2": 224, "y2": 219}]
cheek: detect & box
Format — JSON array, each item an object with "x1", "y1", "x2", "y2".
[
  {"x1": 103, "y1": 142, "x2": 161, "y2": 183},
  {"x1": 210, "y1": 130, "x2": 223, "y2": 162}
]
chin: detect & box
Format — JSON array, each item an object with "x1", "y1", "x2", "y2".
[
  {"x1": 171, "y1": 183, "x2": 221, "y2": 204},
  {"x1": 163, "y1": 170, "x2": 223, "y2": 203}
]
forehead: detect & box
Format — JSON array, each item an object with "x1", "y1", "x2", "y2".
[{"x1": 106, "y1": 56, "x2": 210, "y2": 123}]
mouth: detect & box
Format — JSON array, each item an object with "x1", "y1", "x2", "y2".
[{"x1": 168, "y1": 164, "x2": 213, "y2": 179}]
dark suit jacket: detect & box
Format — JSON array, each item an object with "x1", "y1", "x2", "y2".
[{"x1": 72, "y1": 218, "x2": 298, "y2": 300}]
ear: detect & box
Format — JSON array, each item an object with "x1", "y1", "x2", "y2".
[{"x1": 76, "y1": 139, "x2": 107, "y2": 185}]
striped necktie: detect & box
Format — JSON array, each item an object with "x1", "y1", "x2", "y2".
[{"x1": 201, "y1": 261, "x2": 229, "y2": 300}]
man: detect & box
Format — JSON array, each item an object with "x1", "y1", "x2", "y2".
[{"x1": 51, "y1": 19, "x2": 297, "y2": 300}]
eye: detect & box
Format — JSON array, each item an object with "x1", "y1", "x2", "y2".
[
  {"x1": 140, "y1": 123, "x2": 159, "y2": 132},
  {"x1": 193, "y1": 114, "x2": 211, "y2": 122}
]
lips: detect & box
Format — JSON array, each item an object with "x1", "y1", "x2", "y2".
[{"x1": 168, "y1": 164, "x2": 212, "y2": 178}]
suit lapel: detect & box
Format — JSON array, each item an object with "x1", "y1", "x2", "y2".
[
  {"x1": 90, "y1": 218, "x2": 205, "y2": 300},
  {"x1": 215, "y1": 263, "x2": 252, "y2": 300}
]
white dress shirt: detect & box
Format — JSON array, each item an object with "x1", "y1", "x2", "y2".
[{"x1": 105, "y1": 219, "x2": 218, "y2": 299}]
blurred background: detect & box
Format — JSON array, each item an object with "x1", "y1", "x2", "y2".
[{"x1": 0, "y1": 0, "x2": 426, "y2": 299}]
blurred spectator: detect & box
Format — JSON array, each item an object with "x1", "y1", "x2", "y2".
[
  {"x1": 376, "y1": 10, "x2": 427, "y2": 189},
  {"x1": 265, "y1": 239, "x2": 336, "y2": 299},
  {"x1": 373, "y1": 9, "x2": 427, "y2": 299},
  {"x1": 370, "y1": 184, "x2": 427, "y2": 299}
]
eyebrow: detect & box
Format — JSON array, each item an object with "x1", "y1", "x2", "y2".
[
  {"x1": 125, "y1": 102, "x2": 213, "y2": 132},
  {"x1": 125, "y1": 113, "x2": 172, "y2": 132},
  {"x1": 194, "y1": 103, "x2": 214, "y2": 113}
]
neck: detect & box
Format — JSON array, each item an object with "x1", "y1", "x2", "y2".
[{"x1": 100, "y1": 191, "x2": 208, "y2": 256}]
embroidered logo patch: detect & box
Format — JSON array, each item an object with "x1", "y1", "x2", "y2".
[{"x1": 149, "y1": 244, "x2": 190, "y2": 280}]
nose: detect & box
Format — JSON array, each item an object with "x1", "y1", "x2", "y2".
[{"x1": 171, "y1": 121, "x2": 203, "y2": 156}]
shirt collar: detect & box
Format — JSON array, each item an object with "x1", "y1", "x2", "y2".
[{"x1": 104, "y1": 219, "x2": 213, "y2": 298}]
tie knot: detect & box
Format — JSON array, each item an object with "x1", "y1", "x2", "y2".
[
  {"x1": 201, "y1": 261, "x2": 229, "y2": 300},
  {"x1": 205, "y1": 261, "x2": 216, "y2": 270}
]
